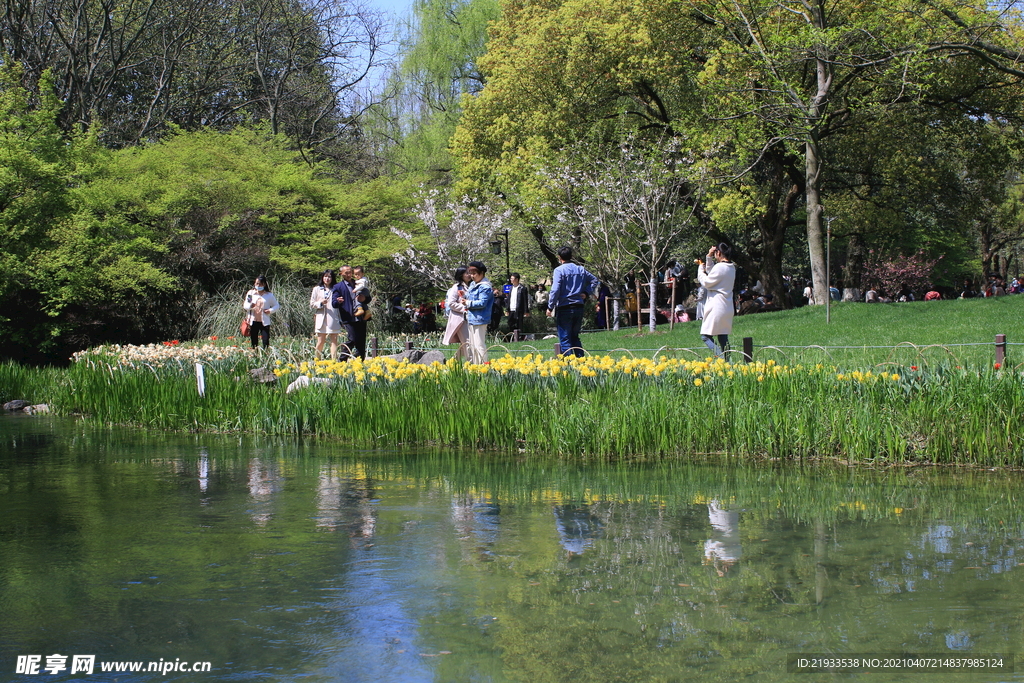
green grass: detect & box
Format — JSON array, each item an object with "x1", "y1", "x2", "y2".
[
  {"x1": 502, "y1": 297, "x2": 1024, "y2": 368},
  {"x1": 37, "y1": 354, "x2": 1023, "y2": 465},
  {"x1": 0, "y1": 361, "x2": 65, "y2": 405},
  {"x1": 171, "y1": 296, "x2": 1024, "y2": 367}
]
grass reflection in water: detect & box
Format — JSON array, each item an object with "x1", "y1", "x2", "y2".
[{"x1": 0, "y1": 418, "x2": 1021, "y2": 682}]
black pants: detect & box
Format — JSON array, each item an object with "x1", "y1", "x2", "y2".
[
  {"x1": 341, "y1": 321, "x2": 367, "y2": 360},
  {"x1": 250, "y1": 321, "x2": 270, "y2": 348},
  {"x1": 508, "y1": 309, "x2": 525, "y2": 331}
]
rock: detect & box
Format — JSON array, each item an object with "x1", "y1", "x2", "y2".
[
  {"x1": 23, "y1": 404, "x2": 50, "y2": 415},
  {"x1": 286, "y1": 375, "x2": 332, "y2": 394},
  {"x1": 379, "y1": 349, "x2": 448, "y2": 365},
  {"x1": 250, "y1": 368, "x2": 278, "y2": 385},
  {"x1": 411, "y1": 350, "x2": 447, "y2": 365},
  {"x1": 3, "y1": 400, "x2": 30, "y2": 411}
]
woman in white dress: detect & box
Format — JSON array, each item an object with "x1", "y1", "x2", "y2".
[
  {"x1": 310, "y1": 269, "x2": 342, "y2": 358},
  {"x1": 442, "y1": 266, "x2": 471, "y2": 361},
  {"x1": 697, "y1": 243, "x2": 736, "y2": 358}
]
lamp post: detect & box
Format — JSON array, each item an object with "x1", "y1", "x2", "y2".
[
  {"x1": 825, "y1": 216, "x2": 834, "y2": 324},
  {"x1": 489, "y1": 230, "x2": 511, "y2": 286}
]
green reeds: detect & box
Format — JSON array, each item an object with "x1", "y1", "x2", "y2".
[
  {"x1": 0, "y1": 361, "x2": 64, "y2": 405},
  {"x1": 13, "y1": 354, "x2": 1020, "y2": 466}
]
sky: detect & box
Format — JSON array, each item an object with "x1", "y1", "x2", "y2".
[
  {"x1": 371, "y1": 0, "x2": 414, "y2": 16},
  {"x1": 368, "y1": 0, "x2": 415, "y2": 26},
  {"x1": 346, "y1": 0, "x2": 416, "y2": 95}
]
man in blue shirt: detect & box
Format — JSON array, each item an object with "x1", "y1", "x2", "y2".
[{"x1": 547, "y1": 247, "x2": 598, "y2": 357}]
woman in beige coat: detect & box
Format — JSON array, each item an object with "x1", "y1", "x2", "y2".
[
  {"x1": 310, "y1": 269, "x2": 342, "y2": 358},
  {"x1": 697, "y1": 243, "x2": 736, "y2": 358}
]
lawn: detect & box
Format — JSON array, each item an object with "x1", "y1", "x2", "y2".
[{"x1": 502, "y1": 296, "x2": 1024, "y2": 368}]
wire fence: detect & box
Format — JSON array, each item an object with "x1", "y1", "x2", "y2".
[
  {"x1": 253, "y1": 327, "x2": 1019, "y2": 371},
  {"x1": 378, "y1": 333, "x2": 1020, "y2": 370}
]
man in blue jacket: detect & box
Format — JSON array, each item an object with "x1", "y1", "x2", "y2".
[
  {"x1": 463, "y1": 261, "x2": 494, "y2": 364},
  {"x1": 547, "y1": 247, "x2": 598, "y2": 357}
]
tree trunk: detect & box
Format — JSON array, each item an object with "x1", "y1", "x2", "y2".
[
  {"x1": 805, "y1": 138, "x2": 828, "y2": 306},
  {"x1": 841, "y1": 232, "x2": 865, "y2": 302},
  {"x1": 648, "y1": 278, "x2": 657, "y2": 332},
  {"x1": 805, "y1": 0, "x2": 831, "y2": 306},
  {"x1": 980, "y1": 228, "x2": 994, "y2": 277}
]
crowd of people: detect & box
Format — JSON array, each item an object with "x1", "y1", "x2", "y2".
[
  {"x1": 237, "y1": 247, "x2": 753, "y2": 361},
  {"x1": 390, "y1": 274, "x2": 547, "y2": 336},
  {"x1": 440, "y1": 248, "x2": 600, "y2": 361},
  {"x1": 241, "y1": 248, "x2": 1016, "y2": 361},
  {"x1": 242, "y1": 265, "x2": 372, "y2": 357},
  {"x1": 863, "y1": 275, "x2": 1024, "y2": 302}
]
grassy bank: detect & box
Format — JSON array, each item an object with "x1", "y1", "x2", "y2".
[
  {"x1": 532, "y1": 295, "x2": 1024, "y2": 368},
  {"x1": 2, "y1": 296, "x2": 1022, "y2": 464}
]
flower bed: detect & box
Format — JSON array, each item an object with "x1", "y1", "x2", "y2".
[
  {"x1": 271, "y1": 353, "x2": 904, "y2": 388},
  {"x1": 71, "y1": 340, "x2": 251, "y2": 370},
  {"x1": 3, "y1": 343, "x2": 1020, "y2": 464}
]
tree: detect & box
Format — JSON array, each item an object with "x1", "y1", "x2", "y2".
[
  {"x1": 369, "y1": 0, "x2": 498, "y2": 177},
  {"x1": 392, "y1": 188, "x2": 511, "y2": 287},
  {"x1": 540, "y1": 150, "x2": 641, "y2": 291},
  {"x1": 822, "y1": 109, "x2": 1020, "y2": 294},
  {"x1": 861, "y1": 249, "x2": 944, "y2": 297},
  {"x1": 686, "y1": 0, "x2": 1023, "y2": 305},
  {"x1": 449, "y1": 0, "x2": 814, "y2": 302},
  {"x1": 20, "y1": 126, "x2": 399, "y2": 355},
  {"x1": 451, "y1": 0, "x2": 1024, "y2": 308},
  {"x1": 0, "y1": 0, "x2": 386, "y2": 157},
  {"x1": 0, "y1": 64, "x2": 94, "y2": 360},
  {"x1": 540, "y1": 138, "x2": 703, "y2": 329}
]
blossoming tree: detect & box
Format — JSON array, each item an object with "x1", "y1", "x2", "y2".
[
  {"x1": 541, "y1": 139, "x2": 703, "y2": 331},
  {"x1": 392, "y1": 188, "x2": 512, "y2": 288}
]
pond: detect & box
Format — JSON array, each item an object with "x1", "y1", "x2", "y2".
[{"x1": 1, "y1": 415, "x2": 1023, "y2": 682}]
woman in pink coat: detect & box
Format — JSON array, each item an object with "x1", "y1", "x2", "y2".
[{"x1": 442, "y1": 266, "x2": 471, "y2": 360}]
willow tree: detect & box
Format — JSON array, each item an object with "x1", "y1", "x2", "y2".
[{"x1": 373, "y1": 0, "x2": 499, "y2": 176}]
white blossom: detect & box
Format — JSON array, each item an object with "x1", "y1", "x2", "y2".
[
  {"x1": 392, "y1": 188, "x2": 512, "y2": 287},
  {"x1": 537, "y1": 135, "x2": 705, "y2": 293}
]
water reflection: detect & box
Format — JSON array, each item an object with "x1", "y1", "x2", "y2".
[
  {"x1": 553, "y1": 504, "x2": 604, "y2": 558},
  {"x1": 315, "y1": 466, "x2": 343, "y2": 530},
  {"x1": 198, "y1": 447, "x2": 210, "y2": 495},
  {"x1": 703, "y1": 500, "x2": 741, "y2": 576},
  {"x1": 2, "y1": 417, "x2": 1024, "y2": 682},
  {"x1": 451, "y1": 493, "x2": 501, "y2": 559}
]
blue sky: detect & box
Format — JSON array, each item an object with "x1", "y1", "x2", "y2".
[
  {"x1": 371, "y1": 0, "x2": 414, "y2": 20},
  {"x1": 349, "y1": 0, "x2": 415, "y2": 91}
]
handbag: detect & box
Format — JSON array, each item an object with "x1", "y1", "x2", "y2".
[{"x1": 240, "y1": 316, "x2": 251, "y2": 336}]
